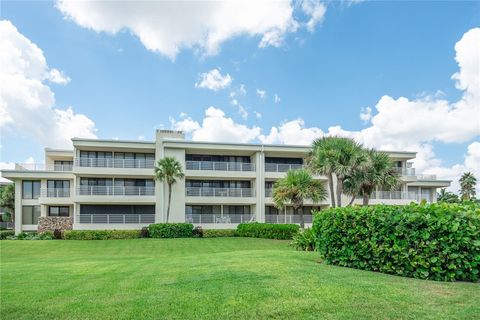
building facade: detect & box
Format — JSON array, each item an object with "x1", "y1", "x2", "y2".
[{"x1": 2, "y1": 130, "x2": 451, "y2": 234}]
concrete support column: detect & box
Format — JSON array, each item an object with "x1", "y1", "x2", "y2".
[
  {"x1": 14, "y1": 180, "x2": 22, "y2": 235},
  {"x1": 255, "y1": 151, "x2": 265, "y2": 222},
  {"x1": 40, "y1": 204, "x2": 47, "y2": 217}
]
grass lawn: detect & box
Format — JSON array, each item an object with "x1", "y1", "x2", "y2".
[{"x1": 1, "y1": 238, "x2": 479, "y2": 319}]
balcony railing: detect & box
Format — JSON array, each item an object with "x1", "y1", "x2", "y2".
[
  {"x1": 76, "y1": 186, "x2": 155, "y2": 196},
  {"x1": 417, "y1": 174, "x2": 437, "y2": 180},
  {"x1": 15, "y1": 163, "x2": 73, "y2": 172},
  {"x1": 185, "y1": 214, "x2": 254, "y2": 224},
  {"x1": 75, "y1": 158, "x2": 155, "y2": 169},
  {"x1": 185, "y1": 187, "x2": 254, "y2": 197},
  {"x1": 185, "y1": 161, "x2": 255, "y2": 172},
  {"x1": 77, "y1": 214, "x2": 155, "y2": 224},
  {"x1": 41, "y1": 188, "x2": 71, "y2": 198},
  {"x1": 393, "y1": 167, "x2": 416, "y2": 176},
  {"x1": 264, "y1": 163, "x2": 303, "y2": 172},
  {"x1": 265, "y1": 188, "x2": 273, "y2": 197},
  {"x1": 365, "y1": 191, "x2": 419, "y2": 201},
  {"x1": 265, "y1": 214, "x2": 313, "y2": 224}
]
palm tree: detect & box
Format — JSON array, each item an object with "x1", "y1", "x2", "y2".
[
  {"x1": 154, "y1": 157, "x2": 185, "y2": 223},
  {"x1": 343, "y1": 149, "x2": 400, "y2": 206},
  {"x1": 0, "y1": 184, "x2": 15, "y2": 223},
  {"x1": 437, "y1": 188, "x2": 459, "y2": 203},
  {"x1": 307, "y1": 136, "x2": 364, "y2": 207},
  {"x1": 459, "y1": 172, "x2": 477, "y2": 201},
  {"x1": 272, "y1": 169, "x2": 327, "y2": 228}
]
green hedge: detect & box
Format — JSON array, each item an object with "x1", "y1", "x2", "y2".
[
  {"x1": 64, "y1": 230, "x2": 141, "y2": 240},
  {"x1": 148, "y1": 223, "x2": 193, "y2": 238},
  {"x1": 236, "y1": 223, "x2": 299, "y2": 240},
  {"x1": 0, "y1": 230, "x2": 15, "y2": 240},
  {"x1": 313, "y1": 202, "x2": 480, "y2": 282},
  {"x1": 203, "y1": 229, "x2": 236, "y2": 238}
]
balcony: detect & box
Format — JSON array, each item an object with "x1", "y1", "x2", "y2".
[
  {"x1": 185, "y1": 214, "x2": 254, "y2": 224},
  {"x1": 41, "y1": 188, "x2": 71, "y2": 198},
  {"x1": 186, "y1": 187, "x2": 255, "y2": 197},
  {"x1": 393, "y1": 167, "x2": 416, "y2": 176},
  {"x1": 186, "y1": 161, "x2": 255, "y2": 172},
  {"x1": 76, "y1": 186, "x2": 155, "y2": 196},
  {"x1": 265, "y1": 188, "x2": 273, "y2": 197},
  {"x1": 15, "y1": 163, "x2": 73, "y2": 172},
  {"x1": 366, "y1": 191, "x2": 419, "y2": 201},
  {"x1": 265, "y1": 214, "x2": 313, "y2": 224},
  {"x1": 417, "y1": 174, "x2": 437, "y2": 180},
  {"x1": 264, "y1": 163, "x2": 303, "y2": 172},
  {"x1": 75, "y1": 158, "x2": 155, "y2": 169},
  {"x1": 77, "y1": 214, "x2": 155, "y2": 224}
]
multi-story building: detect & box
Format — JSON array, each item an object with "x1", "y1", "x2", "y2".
[{"x1": 1, "y1": 130, "x2": 451, "y2": 234}]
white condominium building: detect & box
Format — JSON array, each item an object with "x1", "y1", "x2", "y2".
[{"x1": 2, "y1": 130, "x2": 450, "y2": 234}]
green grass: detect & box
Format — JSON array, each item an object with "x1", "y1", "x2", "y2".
[{"x1": 1, "y1": 238, "x2": 479, "y2": 319}]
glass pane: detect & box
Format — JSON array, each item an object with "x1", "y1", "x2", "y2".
[
  {"x1": 22, "y1": 181, "x2": 32, "y2": 199},
  {"x1": 33, "y1": 181, "x2": 41, "y2": 198},
  {"x1": 22, "y1": 206, "x2": 33, "y2": 224},
  {"x1": 33, "y1": 206, "x2": 41, "y2": 224}
]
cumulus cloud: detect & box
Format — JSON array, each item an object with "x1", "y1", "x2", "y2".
[
  {"x1": 0, "y1": 20, "x2": 97, "y2": 149},
  {"x1": 359, "y1": 107, "x2": 372, "y2": 122},
  {"x1": 259, "y1": 119, "x2": 324, "y2": 145},
  {"x1": 256, "y1": 89, "x2": 267, "y2": 99},
  {"x1": 195, "y1": 68, "x2": 232, "y2": 91},
  {"x1": 301, "y1": 0, "x2": 327, "y2": 33},
  {"x1": 56, "y1": 0, "x2": 300, "y2": 59},
  {"x1": 274, "y1": 94, "x2": 281, "y2": 103}
]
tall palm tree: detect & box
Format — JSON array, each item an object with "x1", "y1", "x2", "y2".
[
  {"x1": 307, "y1": 136, "x2": 364, "y2": 208},
  {"x1": 459, "y1": 172, "x2": 477, "y2": 201},
  {"x1": 154, "y1": 157, "x2": 185, "y2": 223},
  {"x1": 343, "y1": 149, "x2": 400, "y2": 206},
  {"x1": 272, "y1": 169, "x2": 327, "y2": 228},
  {"x1": 437, "y1": 188, "x2": 459, "y2": 203}
]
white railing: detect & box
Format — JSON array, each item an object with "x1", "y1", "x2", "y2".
[
  {"x1": 393, "y1": 167, "x2": 416, "y2": 176},
  {"x1": 265, "y1": 214, "x2": 313, "y2": 224},
  {"x1": 264, "y1": 163, "x2": 303, "y2": 172},
  {"x1": 75, "y1": 158, "x2": 154, "y2": 169},
  {"x1": 77, "y1": 186, "x2": 155, "y2": 196},
  {"x1": 417, "y1": 174, "x2": 437, "y2": 180},
  {"x1": 185, "y1": 214, "x2": 254, "y2": 224},
  {"x1": 265, "y1": 188, "x2": 273, "y2": 197},
  {"x1": 185, "y1": 187, "x2": 254, "y2": 197},
  {"x1": 15, "y1": 163, "x2": 73, "y2": 172},
  {"x1": 77, "y1": 214, "x2": 155, "y2": 224},
  {"x1": 41, "y1": 188, "x2": 71, "y2": 197},
  {"x1": 366, "y1": 191, "x2": 419, "y2": 200},
  {"x1": 185, "y1": 161, "x2": 255, "y2": 172}
]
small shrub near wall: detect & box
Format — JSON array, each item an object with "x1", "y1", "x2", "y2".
[
  {"x1": 64, "y1": 230, "x2": 141, "y2": 240},
  {"x1": 236, "y1": 223, "x2": 299, "y2": 240},
  {"x1": 0, "y1": 230, "x2": 15, "y2": 239},
  {"x1": 313, "y1": 202, "x2": 480, "y2": 282},
  {"x1": 203, "y1": 229, "x2": 236, "y2": 238},
  {"x1": 148, "y1": 223, "x2": 194, "y2": 238},
  {"x1": 291, "y1": 228, "x2": 317, "y2": 251}
]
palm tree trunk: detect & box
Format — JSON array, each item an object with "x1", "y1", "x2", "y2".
[
  {"x1": 362, "y1": 194, "x2": 369, "y2": 206},
  {"x1": 167, "y1": 183, "x2": 172, "y2": 223},
  {"x1": 347, "y1": 195, "x2": 356, "y2": 206},
  {"x1": 298, "y1": 207, "x2": 305, "y2": 229},
  {"x1": 336, "y1": 178, "x2": 343, "y2": 208},
  {"x1": 328, "y1": 172, "x2": 335, "y2": 208}
]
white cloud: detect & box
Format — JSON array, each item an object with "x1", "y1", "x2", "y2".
[
  {"x1": 56, "y1": 0, "x2": 299, "y2": 59},
  {"x1": 238, "y1": 105, "x2": 248, "y2": 120},
  {"x1": 195, "y1": 68, "x2": 232, "y2": 91},
  {"x1": 0, "y1": 20, "x2": 97, "y2": 149},
  {"x1": 359, "y1": 107, "x2": 372, "y2": 122},
  {"x1": 254, "y1": 111, "x2": 262, "y2": 118},
  {"x1": 301, "y1": 0, "x2": 327, "y2": 33},
  {"x1": 274, "y1": 94, "x2": 281, "y2": 103},
  {"x1": 256, "y1": 89, "x2": 267, "y2": 99},
  {"x1": 170, "y1": 107, "x2": 260, "y2": 143},
  {"x1": 47, "y1": 68, "x2": 71, "y2": 84},
  {"x1": 259, "y1": 119, "x2": 324, "y2": 145}
]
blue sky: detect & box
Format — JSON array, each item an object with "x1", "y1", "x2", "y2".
[{"x1": 1, "y1": 1, "x2": 479, "y2": 189}]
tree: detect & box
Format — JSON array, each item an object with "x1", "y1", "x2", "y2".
[
  {"x1": 0, "y1": 183, "x2": 15, "y2": 223},
  {"x1": 437, "y1": 188, "x2": 459, "y2": 203},
  {"x1": 459, "y1": 172, "x2": 477, "y2": 201},
  {"x1": 308, "y1": 136, "x2": 364, "y2": 207},
  {"x1": 343, "y1": 149, "x2": 400, "y2": 206},
  {"x1": 272, "y1": 169, "x2": 327, "y2": 228},
  {"x1": 154, "y1": 157, "x2": 184, "y2": 223}
]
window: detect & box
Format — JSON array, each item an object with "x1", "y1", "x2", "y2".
[
  {"x1": 186, "y1": 154, "x2": 251, "y2": 163},
  {"x1": 47, "y1": 180, "x2": 70, "y2": 189},
  {"x1": 22, "y1": 206, "x2": 40, "y2": 224},
  {"x1": 49, "y1": 206, "x2": 69, "y2": 217},
  {"x1": 185, "y1": 205, "x2": 221, "y2": 215},
  {"x1": 224, "y1": 205, "x2": 250, "y2": 215},
  {"x1": 265, "y1": 157, "x2": 303, "y2": 164},
  {"x1": 22, "y1": 181, "x2": 41, "y2": 199}
]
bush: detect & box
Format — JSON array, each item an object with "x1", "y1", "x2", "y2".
[
  {"x1": 53, "y1": 229, "x2": 62, "y2": 240},
  {"x1": 291, "y1": 228, "x2": 317, "y2": 251},
  {"x1": 203, "y1": 229, "x2": 236, "y2": 238},
  {"x1": 64, "y1": 230, "x2": 141, "y2": 240},
  {"x1": 192, "y1": 226, "x2": 204, "y2": 238},
  {"x1": 0, "y1": 230, "x2": 14, "y2": 240},
  {"x1": 148, "y1": 223, "x2": 193, "y2": 238},
  {"x1": 313, "y1": 202, "x2": 480, "y2": 282},
  {"x1": 39, "y1": 231, "x2": 54, "y2": 240},
  {"x1": 236, "y1": 223, "x2": 299, "y2": 240},
  {"x1": 140, "y1": 227, "x2": 149, "y2": 238}
]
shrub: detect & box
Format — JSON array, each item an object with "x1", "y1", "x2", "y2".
[
  {"x1": 53, "y1": 229, "x2": 62, "y2": 240},
  {"x1": 39, "y1": 231, "x2": 54, "y2": 240},
  {"x1": 313, "y1": 202, "x2": 480, "y2": 282},
  {"x1": 64, "y1": 230, "x2": 141, "y2": 240},
  {"x1": 148, "y1": 223, "x2": 193, "y2": 238},
  {"x1": 0, "y1": 230, "x2": 14, "y2": 240},
  {"x1": 236, "y1": 223, "x2": 299, "y2": 240},
  {"x1": 203, "y1": 229, "x2": 236, "y2": 238},
  {"x1": 291, "y1": 228, "x2": 317, "y2": 251},
  {"x1": 193, "y1": 226, "x2": 204, "y2": 238},
  {"x1": 140, "y1": 227, "x2": 149, "y2": 238}
]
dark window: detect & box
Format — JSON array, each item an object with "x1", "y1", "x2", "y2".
[
  {"x1": 265, "y1": 181, "x2": 275, "y2": 189},
  {"x1": 22, "y1": 181, "x2": 41, "y2": 199},
  {"x1": 22, "y1": 206, "x2": 40, "y2": 224},
  {"x1": 224, "y1": 205, "x2": 251, "y2": 215},
  {"x1": 47, "y1": 180, "x2": 70, "y2": 189},
  {"x1": 185, "y1": 205, "x2": 221, "y2": 215},
  {"x1": 265, "y1": 157, "x2": 303, "y2": 164},
  {"x1": 80, "y1": 205, "x2": 155, "y2": 215},
  {"x1": 186, "y1": 180, "x2": 250, "y2": 188},
  {"x1": 186, "y1": 154, "x2": 251, "y2": 163},
  {"x1": 49, "y1": 206, "x2": 70, "y2": 217}
]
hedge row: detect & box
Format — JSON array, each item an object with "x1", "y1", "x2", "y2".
[
  {"x1": 148, "y1": 223, "x2": 193, "y2": 238},
  {"x1": 0, "y1": 230, "x2": 14, "y2": 240},
  {"x1": 64, "y1": 230, "x2": 141, "y2": 240},
  {"x1": 313, "y1": 202, "x2": 480, "y2": 282},
  {"x1": 203, "y1": 229, "x2": 236, "y2": 238},
  {"x1": 236, "y1": 223, "x2": 299, "y2": 240}
]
